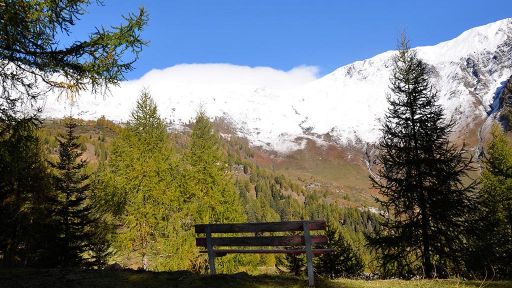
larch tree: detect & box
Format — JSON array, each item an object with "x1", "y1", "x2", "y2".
[
  {"x1": 468, "y1": 124, "x2": 512, "y2": 278},
  {"x1": 0, "y1": 0, "x2": 147, "y2": 122},
  {"x1": 186, "y1": 111, "x2": 245, "y2": 224},
  {"x1": 368, "y1": 36, "x2": 476, "y2": 278},
  {"x1": 98, "y1": 91, "x2": 190, "y2": 270},
  {"x1": 185, "y1": 111, "x2": 248, "y2": 273}
]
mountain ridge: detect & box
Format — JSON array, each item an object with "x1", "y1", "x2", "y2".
[{"x1": 42, "y1": 18, "x2": 512, "y2": 153}]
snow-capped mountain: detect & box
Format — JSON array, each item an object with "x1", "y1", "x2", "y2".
[{"x1": 42, "y1": 18, "x2": 512, "y2": 153}]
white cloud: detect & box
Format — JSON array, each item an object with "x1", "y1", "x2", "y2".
[
  {"x1": 134, "y1": 63, "x2": 319, "y2": 89},
  {"x1": 42, "y1": 63, "x2": 319, "y2": 124}
]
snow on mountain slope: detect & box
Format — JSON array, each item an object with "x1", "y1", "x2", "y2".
[
  {"x1": 291, "y1": 18, "x2": 512, "y2": 145},
  {"x1": 42, "y1": 18, "x2": 512, "y2": 153}
]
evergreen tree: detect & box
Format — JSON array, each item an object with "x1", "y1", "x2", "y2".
[
  {"x1": 276, "y1": 242, "x2": 306, "y2": 276},
  {"x1": 315, "y1": 227, "x2": 364, "y2": 279},
  {"x1": 468, "y1": 124, "x2": 512, "y2": 278},
  {"x1": 368, "y1": 36, "x2": 476, "y2": 278},
  {"x1": 0, "y1": 119, "x2": 56, "y2": 267},
  {"x1": 49, "y1": 118, "x2": 98, "y2": 267},
  {"x1": 97, "y1": 91, "x2": 191, "y2": 270}
]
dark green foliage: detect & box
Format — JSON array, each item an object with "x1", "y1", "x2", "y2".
[
  {"x1": 368, "y1": 37, "x2": 476, "y2": 278},
  {"x1": 467, "y1": 125, "x2": 512, "y2": 279},
  {"x1": 49, "y1": 118, "x2": 103, "y2": 267},
  {"x1": 0, "y1": 0, "x2": 148, "y2": 121},
  {"x1": 276, "y1": 242, "x2": 306, "y2": 276},
  {"x1": 315, "y1": 227, "x2": 364, "y2": 279},
  {"x1": 0, "y1": 118, "x2": 56, "y2": 267},
  {"x1": 236, "y1": 164, "x2": 302, "y2": 223}
]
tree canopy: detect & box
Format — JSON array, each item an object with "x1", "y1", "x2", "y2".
[{"x1": 0, "y1": 0, "x2": 147, "y2": 121}]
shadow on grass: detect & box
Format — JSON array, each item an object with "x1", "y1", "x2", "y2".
[
  {"x1": 1, "y1": 269, "x2": 510, "y2": 288},
  {"x1": 0, "y1": 268, "x2": 340, "y2": 288}
]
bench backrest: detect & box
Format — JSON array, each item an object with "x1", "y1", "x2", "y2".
[{"x1": 194, "y1": 220, "x2": 328, "y2": 248}]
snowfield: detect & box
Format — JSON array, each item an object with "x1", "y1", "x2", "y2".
[{"x1": 42, "y1": 18, "x2": 512, "y2": 153}]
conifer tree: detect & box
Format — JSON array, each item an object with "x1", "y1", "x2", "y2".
[
  {"x1": 315, "y1": 227, "x2": 364, "y2": 279},
  {"x1": 186, "y1": 111, "x2": 245, "y2": 224},
  {"x1": 276, "y1": 239, "x2": 306, "y2": 276},
  {"x1": 49, "y1": 118, "x2": 98, "y2": 267},
  {"x1": 0, "y1": 119, "x2": 56, "y2": 267},
  {"x1": 368, "y1": 36, "x2": 476, "y2": 278},
  {"x1": 0, "y1": 1, "x2": 147, "y2": 122},
  {"x1": 468, "y1": 124, "x2": 512, "y2": 278},
  {"x1": 186, "y1": 111, "x2": 248, "y2": 273},
  {"x1": 98, "y1": 90, "x2": 191, "y2": 270}
]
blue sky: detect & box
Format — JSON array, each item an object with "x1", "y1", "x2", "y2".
[{"x1": 73, "y1": 0, "x2": 512, "y2": 80}]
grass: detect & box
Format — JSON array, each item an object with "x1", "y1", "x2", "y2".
[
  {"x1": 335, "y1": 279, "x2": 512, "y2": 288},
  {"x1": 1, "y1": 269, "x2": 511, "y2": 288}
]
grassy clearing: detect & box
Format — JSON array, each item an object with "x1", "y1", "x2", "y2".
[
  {"x1": 334, "y1": 279, "x2": 512, "y2": 288},
  {"x1": 1, "y1": 269, "x2": 511, "y2": 288}
]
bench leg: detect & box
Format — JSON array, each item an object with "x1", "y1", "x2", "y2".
[
  {"x1": 206, "y1": 225, "x2": 216, "y2": 275},
  {"x1": 207, "y1": 251, "x2": 216, "y2": 275},
  {"x1": 303, "y1": 222, "x2": 315, "y2": 287}
]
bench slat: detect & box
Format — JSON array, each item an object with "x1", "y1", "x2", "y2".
[
  {"x1": 196, "y1": 235, "x2": 328, "y2": 247},
  {"x1": 194, "y1": 220, "x2": 326, "y2": 234},
  {"x1": 199, "y1": 248, "x2": 333, "y2": 255}
]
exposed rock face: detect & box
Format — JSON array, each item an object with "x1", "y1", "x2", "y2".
[{"x1": 499, "y1": 75, "x2": 512, "y2": 110}]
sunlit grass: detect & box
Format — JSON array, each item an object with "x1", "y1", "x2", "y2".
[{"x1": 334, "y1": 279, "x2": 512, "y2": 288}]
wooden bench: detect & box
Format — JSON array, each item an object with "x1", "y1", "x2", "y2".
[{"x1": 194, "y1": 220, "x2": 332, "y2": 287}]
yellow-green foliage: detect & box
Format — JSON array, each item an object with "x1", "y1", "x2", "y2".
[
  {"x1": 472, "y1": 124, "x2": 512, "y2": 277},
  {"x1": 185, "y1": 111, "x2": 255, "y2": 273},
  {"x1": 95, "y1": 91, "x2": 193, "y2": 271},
  {"x1": 185, "y1": 110, "x2": 246, "y2": 224}
]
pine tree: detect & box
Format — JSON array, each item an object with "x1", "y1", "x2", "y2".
[
  {"x1": 49, "y1": 118, "x2": 97, "y2": 267},
  {"x1": 97, "y1": 90, "x2": 191, "y2": 270},
  {"x1": 368, "y1": 36, "x2": 476, "y2": 278},
  {"x1": 315, "y1": 227, "x2": 364, "y2": 279},
  {"x1": 468, "y1": 124, "x2": 512, "y2": 278}
]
